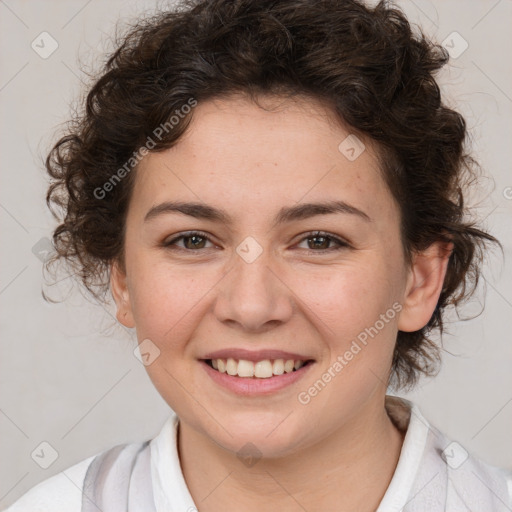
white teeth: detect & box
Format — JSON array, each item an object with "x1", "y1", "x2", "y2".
[
  {"x1": 254, "y1": 360, "x2": 273, "y2": 378},
  {"x1": 284, "y1": 359, "x2": 295, "y2": 373},
  {"x1": 209, "y1": 358, "x2": 307, "y2": 378},
  {"x1": 272, "y1": 359, "x2": 284, "y2": 375},
  {"x1": 226, "y1": 358, "x2": 238, "y2": 376},
  {"x1": 237, "y1": 359, "x2": 255, "y2": 377}
]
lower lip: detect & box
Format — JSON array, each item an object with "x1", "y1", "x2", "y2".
[{"x1": 201, "y1": 360, "x2": 314, "y2": 396}]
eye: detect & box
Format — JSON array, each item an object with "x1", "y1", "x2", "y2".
[
  {"x1": 162, "y1": 230, "x2": 350, "y2": 253},
  {"x1": 296, "y1": 231, "x2": 350, "y2": 252},
  {"x1": 162, "y1": 231, "x2": 216, "y2": 251}
]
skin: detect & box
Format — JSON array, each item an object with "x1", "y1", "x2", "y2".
[{"x1": 111, "y1": 94, "x2": 451, "y2": 511}]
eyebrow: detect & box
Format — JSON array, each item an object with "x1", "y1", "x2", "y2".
[{"x1": 143, "y1": 200, "x2": 372, "y2": 226}]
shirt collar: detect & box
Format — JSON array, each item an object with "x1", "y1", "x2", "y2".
[
  {"x1": 377, "y1": 395, "x2": 434, "y2": 511},
  {"x1": 150, "y1": 395, "x2": 431, "y2": 512}
]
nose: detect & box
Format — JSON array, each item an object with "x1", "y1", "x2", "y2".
[{"x1": 213, "y1": 241, "x2": 294, "y2": 334}]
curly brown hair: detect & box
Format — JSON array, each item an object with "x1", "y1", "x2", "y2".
[{"x1": 44, "y1": 0, "x2": 499, "y2": 390}]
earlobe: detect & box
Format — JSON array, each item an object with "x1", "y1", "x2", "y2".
[
  {"x1": 110, "y1": 260, "x2": 135, "y2": 328},
  {"x1": 398, "y1": 241, "x2": 453, "y2": 332}
]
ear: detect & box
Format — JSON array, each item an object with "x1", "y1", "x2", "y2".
[
  {"x1": 110, "y1": 260, "x2": 135, "y2": 328},
  {"x1": 398, "y1": 241, "x2": 453, "y2": 332}
]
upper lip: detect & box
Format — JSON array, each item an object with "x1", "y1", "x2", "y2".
[{"x1": 201, "y1": 349, "x2": 314, "y2": 362}]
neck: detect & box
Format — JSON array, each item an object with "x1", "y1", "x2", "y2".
[{"x1": 178, "y1": 395, "x2": 405, "y2": 512}]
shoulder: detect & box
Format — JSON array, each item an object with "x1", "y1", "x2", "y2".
[
  {"x1": 442, "y1": 438, "x2": 512, "y2": 510},
  {"x1": 3, "y1": 415, "x2": 178, "y2": 512},
  {"x1": 3, "y1": 453, "x2": 97, "y2": 512},
  {"x1": 383, "y1": 396, "x2": 512, "y2": 510},
  {"x1": 411, "y1": 402, "x2": 512, "y2": 509}
]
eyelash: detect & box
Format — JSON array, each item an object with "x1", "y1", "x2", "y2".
[{"x1": 162, "y1": 230, "x2": 350, "y2": 254}]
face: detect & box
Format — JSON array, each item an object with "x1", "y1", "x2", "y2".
[{"x1": 111, "y1": 94, "x2": 446, "y2": 458}]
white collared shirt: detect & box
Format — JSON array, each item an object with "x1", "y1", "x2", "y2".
[{"x1": 4, "y1": 396, "x2": 512, "y2": 511}]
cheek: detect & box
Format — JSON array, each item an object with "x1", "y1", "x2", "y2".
[
  {"x1": 127, "y1": 255, "x2": 219, "y2": 347},
  {"x1": 295, "y1": 263, "x2": 404, "y2": 398},
  {"x1": 295, "y1": 258, "x2": 403, "y2": 335}
]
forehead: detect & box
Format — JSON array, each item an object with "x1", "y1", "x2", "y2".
[{"x1": 130, "y1": 95, "x2": 398, "y2": 228}]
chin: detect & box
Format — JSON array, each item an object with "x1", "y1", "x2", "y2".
[{"x1": 197, "y1": 409, "x2": 308, "y2": 459}]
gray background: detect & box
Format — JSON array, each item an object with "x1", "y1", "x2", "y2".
[{"x1": 0, "y1": 0, "x2": 511, "y2": 508}]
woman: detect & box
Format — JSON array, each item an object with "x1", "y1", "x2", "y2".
[{"x1": 5, "y1": 0, "x2": 511, "y2": 510}]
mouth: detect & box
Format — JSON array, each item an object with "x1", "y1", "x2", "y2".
[{"x1": 202, "y1": 357, "x2": 314, "y2": 379}]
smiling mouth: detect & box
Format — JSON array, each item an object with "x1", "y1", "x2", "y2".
[{"x1": 203, "y1": 358, "x2": 314, "y2": 379}]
